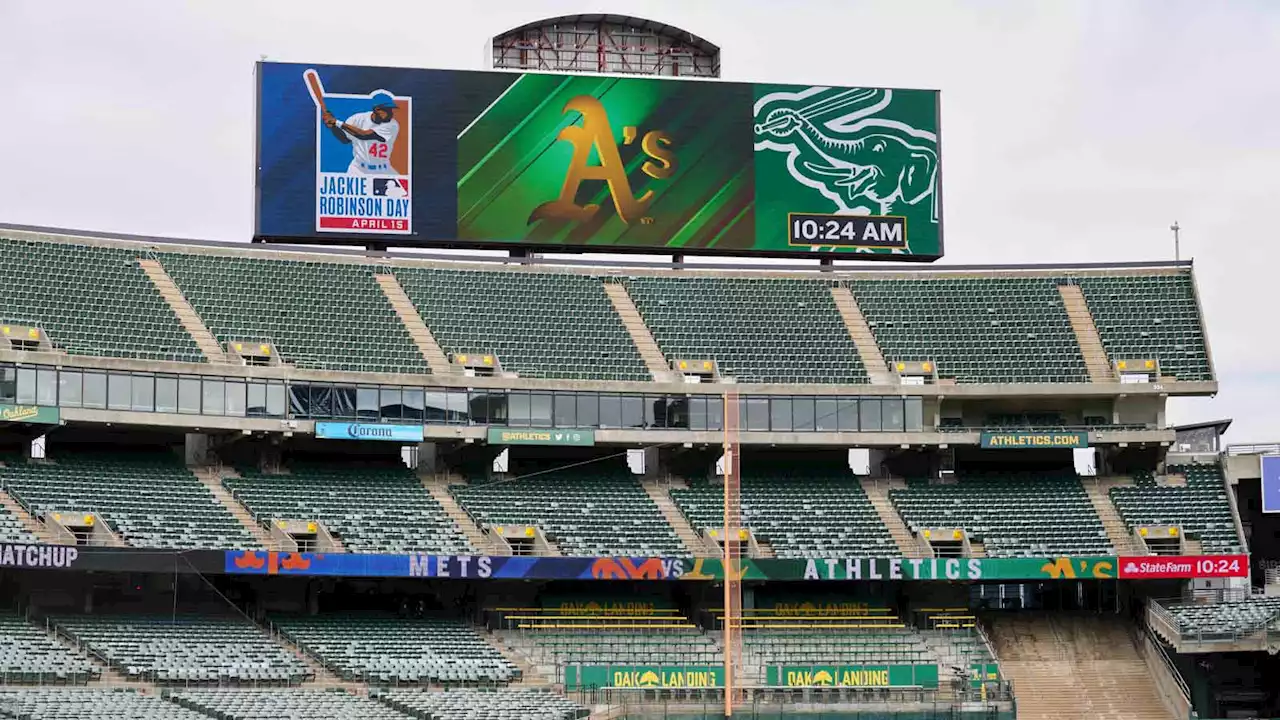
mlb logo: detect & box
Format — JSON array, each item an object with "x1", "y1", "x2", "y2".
[{"x1": 374, "y1": 179, "x2": 409, "y2": 198}]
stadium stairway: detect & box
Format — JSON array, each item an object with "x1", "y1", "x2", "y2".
[
  {"x1": 639, "y1": 478, "x2": 713, "y2": 556},
  {"x1": 137, "y1": 258, "x2": 228, "y2": 363},
  {"x1": 831, "y1": 284, "x2": 893, "y2": 384},
  {"x1": 194, "y1": 466, "x2": 277, "y2": 549},
  {"x1": 602, "y1": 280, "x2": 671, "y2": 381},
  {"x1": 1058, "y1": 284, "x2": 1116, "y2": 382},
  {"x1": 374, "y1": 273, "x2": 453, "y2": 374},
  {"x1": 858, "y1": 477, "x2": 923, "y2": 557},
  {"x1": 1083, "y1": 477, "x2": 1140, "y2": 555},
  {"x1": 0, "y1": 487, "x2": 56, "y2": 544},
  {"x1": 989, "y1": 615, "x2": 1170, "y2": 720},
  {"x1": 419, "y1": 474, "x2": 498, "y2": 554}
]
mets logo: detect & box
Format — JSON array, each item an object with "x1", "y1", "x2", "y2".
[
  {"x1": 754, "y1": 87, "x2": 939, "y2": 226},
  {"x1": 530, "y1": 96, "x2": 677, "y2": 227}
]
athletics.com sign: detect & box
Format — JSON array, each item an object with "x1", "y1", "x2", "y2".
[{"x1": 1118, "y1": 554, "x2": 1248, "y2": 579}]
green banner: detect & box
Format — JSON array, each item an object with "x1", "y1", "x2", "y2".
[
  {"x1": 970, "y1": 663, "x2": 1000, "y2": 689},
  {"x1": 566, "y1": 665, "x2": 723, "y2": 690},
  {"x1": 486, "y1": 427, "x2": 595, "y2": 447},
  {"x1": 679, "y1": 556, "x2": 1117, "y2": 581},
  {"x1": 0, "y1": 404, "x2": 60, "y2": 425},
  {"x1": 766, "y1": 664, "x2": 938, "y2": 688},
  {"x1": 980, "y1": 431, "x2": 1089, "y2": 449}
]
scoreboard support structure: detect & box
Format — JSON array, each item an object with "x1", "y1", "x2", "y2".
[{"x1": 723, "y1": 390, "x2": 743, "y2": 715}]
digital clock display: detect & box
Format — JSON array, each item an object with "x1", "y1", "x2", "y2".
[{"x1": 788, "y1": 213, "x2": 907, "y2": 248}]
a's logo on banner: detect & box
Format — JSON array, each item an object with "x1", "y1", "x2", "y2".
[
  {"x1": 304, "y1": 68, "x2": 412, "y2": 234},
  {"x1": 530, "y1": 95, "x2": 676, "y2": 227},
  {"x1": 754, "y1": 87, "x2": 938, "y2": 250}
]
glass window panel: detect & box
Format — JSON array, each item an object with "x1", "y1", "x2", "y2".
[
  {"x1": 577, "y1": 394, "x2": 599, "y2": 428},
  {"x1": 308, "y1": 385, "x2": 335, "y2": 419},
  {"x1": 837, "y1": 398, "x2": 859, "y2": 431},
  {"x1": 793, "y1": 396, "x2": 815, "y2": 431},
  {"x1": 554, "y1": 393, "x2": 576, "y2": 428},
  {"x1": 131, "y1": 374, "x2": 155, "y2": 412},
  {"x1": 156, "y1": 377, "x2": 178, "y2": 414},
  {"x1": 599, "y1": 395, "x2": 622, "y2": 428},
  {"x1": 446, "y1": 389, "x2": 469, "y2": 424},
  {"x1": 530, "y1": 393, "x2": 553, "y2": 427},
  {"x1": 178, "y1": 377, "x2": 201, "y2": 414},
  {"x1": 266, "y1": 383, "x2": 286, "y2": 418},
  {"x1": 620, "y1": 395, "x2": 644, "y2": 428},
  {"x1": 36, "y1": 369, "x2": 57, "y2": 407},
  {"x1": 202, "y1": 379, "x2": 224, "y2": 415},
  {"x1": 59, "y1": 371, "x2": 82, "y2": 408},
  {"x1": 332, "y1": 386, "x2": 356, "y2": 419},
  {"x1": 664, "y1": 397, "x2": 689, "y2": 430},
  {"x1": 770, "y1": 397, "x2": 792, "y2": 432},
  {"x1": 84, "y1": 372, "x2": 107, "y2": 410},
  {"x1": 379, "y1": 387, "x2": 402, "y2": 422},
  {"x1": 356, "y1": 387, "x2": 379, "y2": 421},
  {"x1": 107, "y1": 373, "x2": 131, "y2": 411},
  {"x1": 246, "y1": 383, "x2": 266, "y2": 417},
  {"x1": 424, "y1": 391, "x2": 448, "y2": 423},
  {"x1": 816, "y1": 398, "x2": 838, "y2": 432},
  {"x1": 882, "y1": 398, "x2": 904, "y2": 432},
  {"x1": 402, "y1": 388, "x2": 424, "y2": 422},
  {"x1": 508, "y1": 392, "x2": 530, "y2": 427},
  {"x1": 16, "y1": 368, "x2": 36, "y2": 405},
  {"x1": 224, "y1": 381, "x2": 246, "y2": 418},
  {"x1": 746, "y1": 397, "x2": 769, "y2": 431},
  {"x1": 706, "y1": 397, "x2": 724, "y2": 431},
  {"x1": 0, "y1": 367, "x2": 15, "y2": 403},
  {"x1": 905, "y1": 397, "x2": 924, "y2": 432},
  {"x1": 860, "y1": 398, "x2": 882, "y2": 432},
  {"x1": 689, "y1": 397, "x2": 707, "y2": 431}
]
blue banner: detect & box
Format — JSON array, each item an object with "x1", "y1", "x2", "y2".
[
  {"x1": 1263, "y1": 455, "x2": 1280, "y2": 514},
  {"x1": 314, "y1": 422, "x2": 423, "y2": 442}
]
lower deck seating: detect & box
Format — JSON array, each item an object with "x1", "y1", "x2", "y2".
[
  {"x1": 0, "y1": 452, "x2": 254, "y2": 550},
  {"x1": 0, "y1": 612, "x2": 97, "y2": 684},
  {"x1": 1110, "y1": 464, "x2": 1242, "y2": 554},
  {"x1": 890, "y1": 472, "x2": 1113, "y2": 557},
  {"x1": 1163, "y1": 596, "x2": 1280, "y2": 639},
  {"x1": 671, "y1": 469, "x2": 894, "y2": 557},
  {"x1": 223, "y1": 464, "x2": 471, "y2": 555},
  {"x1": 52, "y1": 615, "x2": 308, "y2": 685},
  {"x1": 0, "y1": 506, "x2": 35, "y2": 544},
  {"x1": 274, "y1": 616, "x2": 516, "y2": 685},
  {"x1": 0, "y1": 688, "x2": 211, "y2": 719},
  {"x1": 169, "y1": 688, "x2": 411, "y2": 719},
  {"x1": 377, "y1": 688, "x2": 588, "y2": 720},
  {"x1": 451, "y1": 471, "x2": 682, "y2": 556}
]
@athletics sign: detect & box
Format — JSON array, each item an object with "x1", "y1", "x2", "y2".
[
  {"x1": 315, "y1": 422, "x2": 423, "y2": 442},
  {"x1": 487, "y1": 428, "x2": 596, "y2": 447}
]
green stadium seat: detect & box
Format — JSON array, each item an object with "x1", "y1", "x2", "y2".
[
  {"x1": 273, "y1": 616, "x2": 517, "y2": 684},
  {"x1": 158, "y1": 253, "x2": 427, "y2": 375},
  {"x1": 392, "y1": 268, "x2": 649, "y2": 381},
  {"x1": 52, "y1": 615, "x2": 308, "y2": 685},
  {"x1": 0, "y1": 611, "x2": 98, "y2": 684},
  {"x1": 1163, "y1": 596, "x2": 1280, "y2": 639},
  {"x1": 0, "y1": 238, "x2": 203, "y2": 363},
  {"x1": 0, "y1": 504, "x2": 37, "y2": 544},
  {"x1": 1077, "y1": 272, "x2": 1212, "y2": 381},
  {"x1": 890, "y1": 472, "x2": 1113, "y2": 557},
  {"x1": 0, "y1": 688, "x2": 210, "y2": 719},
  {"x1": 0, "y1": 452, "x2": 255, "y2": 550},
  {"x1": 377, "y1": 688, "x2": 588, "y2": 720},
  {"x1": 451, "y1": 471, "x2": 683, "y2": 556},
  {"x1": 169, "y1": 688, "x2": 409, "y2": 719},
  {"x1": 671, "y1": 462, "x2": 895, "y2": 558},
  {"x1": 223, "y1": 463, "x2": 471, "y2": 555},
  {"x1": 623, "y1": 276, "x2": 868, "y2": 384},
  {"x1": 1110, "y1": 464, "x2": 1242, "y2": 554},
  {"x1": 848, "y1": 276, "x2": 1087, "y2": 384}
]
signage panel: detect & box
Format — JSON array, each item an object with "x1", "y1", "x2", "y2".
[
  {"x1": 314, "y1": 422, "x2": 424, "y2": 442},
  {"x1": 1117, "y1": 554, "x2": 1249, "y2": 579},
  {"x1": 486, "y1": 427, "x2": 595, "y2": 447},
  {"x1": 980, "y1": 431, "x2": 1089, "y2": 449}
]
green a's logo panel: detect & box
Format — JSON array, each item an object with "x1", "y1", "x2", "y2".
[
  {"x1": 457, "y1": 73, "x2": 755, "y2": 251},
  {"x1": 753, "y1": 85, "x2": 941, "y2": 256}
]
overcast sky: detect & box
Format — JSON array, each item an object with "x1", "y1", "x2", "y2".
[{"x1": 1, "y1": 0, "x2": 1276, "y2": 442}]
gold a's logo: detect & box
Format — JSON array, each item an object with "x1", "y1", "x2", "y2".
[{"x1": 530, "y1": 95, "x2": 676, "y2": 226}]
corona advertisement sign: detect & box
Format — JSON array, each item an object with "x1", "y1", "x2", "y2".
[{"x1": 255, "y1": 62, "x2": 942, "y2": 260}]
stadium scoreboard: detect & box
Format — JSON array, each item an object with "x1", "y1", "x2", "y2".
[{"x1": 254, "y1": 62, "x2": 943, "y2": 261}]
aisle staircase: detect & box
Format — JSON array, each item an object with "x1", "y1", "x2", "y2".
[
  {"x1": 1084, "y1": 476, "x2": 1138, "y2": 555},
  {"x1": 859, "y1": 477, "x2": 922, "y2": 557},
  {"x1": 641, "y1": 478, "x2": 711, "y2": 556},
  {"x1": 1059, "y1": 284, "x2": 1115, "y2": 383},
  {"x1": 602, "y1": 281, "x2": 671, "y2": 381},
  {"x1": 193, "y1": 466, "x2": 276, "y2": 548},
  {"x1": 375, "y1": 273, "x2": 453, "y2": 374}
]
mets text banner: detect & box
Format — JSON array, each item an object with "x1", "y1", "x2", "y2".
[{"x1": 255, "y1": 62, "x2": 942, "y2": 260}]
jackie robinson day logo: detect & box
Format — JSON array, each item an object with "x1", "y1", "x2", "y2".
[{"x1": 304, "y1": 69, "x2": 412, "y2": 234}]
